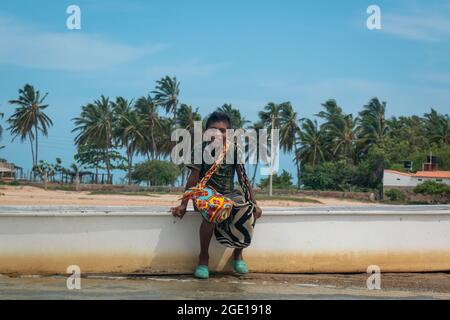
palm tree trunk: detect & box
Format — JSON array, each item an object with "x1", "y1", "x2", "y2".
[
  {"x1": 150, "y1": 125, "x2": 157, "y2": 160},
  {"x1": 294, "y1": 140, "x2": 301, "y2": 190},
  {"x1": 127, "y1": 144, "x2": 133, "y2": 185},
  {"x1": 269, "y1": 115, "x2": 275, "y2": 197},
  {"x1": 251, "y1": 163, "x2": 258, "y2": 188},
  {"x1": 28, "y1": 134, "x2": 35, "y2": 167},
  {"x1": 313, "y1": 147, "x2": 317, "y2": 167},
  {"x1": 105, "y1": 133, "x2": 111, "y2": 184},
  {"x1": 35, "y1": 123, "x2": 38, "y2": 165},
  {"x1": 295, "y1": 153, "x2": 301, "y2": 190}
]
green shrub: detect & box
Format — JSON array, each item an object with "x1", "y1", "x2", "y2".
[
  {"x1": 413, "y1": 180, "x2": 450, "y2": 196},
  {"x1": 301, "y1": 161, "x2": 358, "y2": 191},
  {"x1": 385, "y1": 189, "x2": 405, "y2": 201},
  {"x1": 0, "y1": 180, "x2": 20, "y2": 186},
  {"x1": 259, "y1": 170, "x2": 295, "y2": 190},
  {"x1": 131, "y1": 160, "x2": 180, "y2": 186}
]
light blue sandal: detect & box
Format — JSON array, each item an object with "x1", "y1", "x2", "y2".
[
  {"x1": 194, "y1": 265, "x2": 209, "y2": 279},
  {"x1": 232, "y1": 260, "x2": 249, "y2": 274}
]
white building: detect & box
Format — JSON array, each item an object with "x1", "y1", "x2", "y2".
[{"x1": 383, "y1": 169, "x2": 450, "y2": 189}]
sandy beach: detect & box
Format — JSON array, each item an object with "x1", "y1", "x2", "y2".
[{"x1": 0, "y1": 185, "x2": 375, "y2": 207}]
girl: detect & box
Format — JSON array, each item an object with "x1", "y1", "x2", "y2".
[{"x1": 170, "y1": 111, "x2": 262, "y2": 279}]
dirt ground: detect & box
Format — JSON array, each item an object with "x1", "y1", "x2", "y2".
[{"x1": 0, "y1": 185, "x2": 375, "y2": 207}]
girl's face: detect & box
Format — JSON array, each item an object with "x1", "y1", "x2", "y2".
[{"x1": 208, "y1": 121, "x2": 230, "y2": 144}]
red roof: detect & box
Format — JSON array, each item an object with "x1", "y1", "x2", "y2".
[
  {"x1": 384, "y1": 169, "x2": 450, "y2": 179},
  {"x1": 384, "y1": 169, "x2": 412, "y2": 177},
  {"x1": 413, "y1": 171, "x2": 450, "y2": 179}
]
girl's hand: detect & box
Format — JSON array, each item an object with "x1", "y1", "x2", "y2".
[
  {"x1": 253, "y1": 205, "x2": 262, "y2": 220},
  {"x1": 171, "y1": 204, "x2": 187, "y2": 219}
]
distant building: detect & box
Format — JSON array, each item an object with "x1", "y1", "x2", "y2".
[
  {"x1": 383, "y1": 169, "x2": 450, "y2": 190},
  {"x1": 384, "y1": 154, "x2": 450, "y2": 191},
  {"x1": 0, "y1": 159, "x2": 23, "y2": 180}
]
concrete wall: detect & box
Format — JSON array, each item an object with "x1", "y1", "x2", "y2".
[
  {"x1": 0, "y1": 205, "x2": 450, "y2": 275},
  {"x1": 383, "y1": 171, "x2": 415, "y2": 187}
]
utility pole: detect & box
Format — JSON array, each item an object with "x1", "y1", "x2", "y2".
[{"x1": 269, "y1": 114, "x2": 275, "y2": 197}]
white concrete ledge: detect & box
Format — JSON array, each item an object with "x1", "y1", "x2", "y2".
[
  {"x1": 0, "y1": 205, "x2": 449, "y2": 275},
  {"x1": 1, "y1": 205, "x2": 450, "y2": 216}
]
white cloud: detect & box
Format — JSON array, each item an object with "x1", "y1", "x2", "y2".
[
  {"x1": 0, "y1": 14, "x2": 167, "y2": 71},
  {"x1": 382, "y1": 13, "x2": 450, "y2": 42}
]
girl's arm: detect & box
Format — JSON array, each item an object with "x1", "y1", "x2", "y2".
[{"x1": 170, "y1": 169, "x2": 200, "y2": 218}]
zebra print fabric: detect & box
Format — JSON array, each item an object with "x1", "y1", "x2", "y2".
[{"x1": 213, "y1": 191, "x2": 256, "y2": 248}]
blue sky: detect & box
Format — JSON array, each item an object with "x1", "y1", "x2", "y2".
[{"x1": 0, "y1": 0, "x2": 449, "y2": 183}]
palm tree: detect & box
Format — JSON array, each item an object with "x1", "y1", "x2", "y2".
[
  {"x1": 258, "y1": 102, "x2": 283, "y2": 129},
  {"x1": 218, "y1": 104, "x2": 250, "y2": 129},
  {"x1": 152, "y1": 76, "x2": 180, "y2": 120},
  {"x1": 72, "y1": 95, "x2": 114, "y2": 184},
  {"x1": 279, "y1": 102, "x2": 302, "y2": 189},
  {"x1": 358, "y1": 98, "x2": 390, "y2": 151},
  {"x1": 8, "y1": 84, "x2": 53, "y2": 166},
  {"x1": 154, "y1": 117, "x2": 175, "y2": 159},
  {"x1": 135, "y1": 95, "x2": 160, "y2": 159},
  {"x1": 330, "y1": 114, "x2": 359, "y2": 163},
  {"x1": 247, "y1": 121, "x2": 264, "y2": 187},
  {"x1": 315, "y1": 99, "x2": 344, "y2": 128},
  {"x1": 298, "y1": 119, "x2": 327, "y2": 167},
  {"x1": 113, "y1": 97, "x2": 147, "y2": 185},
  {"x1": 316, "y1": 99, "x2": 359, "y2": 163},
  {"x1": 258, "y1": 102, "x2": 284, "y2": 195},
  {"x1": 174, "y1": 104, "x2": 202, "y2": 186},
  {"x1": 121, "y1": 112, "x2": 147, "y2": 185},
  {"x1": 176, "y1": 104, "x2": 201, "y2": 131},
  {"x1": 423, "y1": 108, "x2": 450, "y2": 146}
]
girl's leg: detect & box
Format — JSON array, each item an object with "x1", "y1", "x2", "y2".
[
  {"x1": 198, "y1": 219, "x2": 215, "y2": 266},
  {"x1": 233, "y1": 248, "x2": 243, "y2": 260},
  {"x1": 232, "y1": 248, "x2": 249, "y2": 274}
]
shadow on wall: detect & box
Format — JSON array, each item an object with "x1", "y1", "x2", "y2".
[{"x1": 149, "y1": 213, "x2": 234, "y2": 274}]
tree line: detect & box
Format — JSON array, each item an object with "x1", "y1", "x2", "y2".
[{"x1": 1, "y1": 79, "x2": 449, "y2": 192}]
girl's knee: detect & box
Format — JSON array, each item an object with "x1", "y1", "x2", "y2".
[{"x1": 201, "y1": 219, "x2": 215, "y2": 229}]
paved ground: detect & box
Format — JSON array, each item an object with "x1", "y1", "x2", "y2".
[{"x1": 1, "y1": 273, "x2": 449, "y2": 300}]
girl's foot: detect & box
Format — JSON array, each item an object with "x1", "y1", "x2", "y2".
[
  {"x1": 232, "y1": 260, "x2": 249, "y2": 274},
  {"x1": 194, "y1": 265, "x2": 209, "y2": 279}
]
